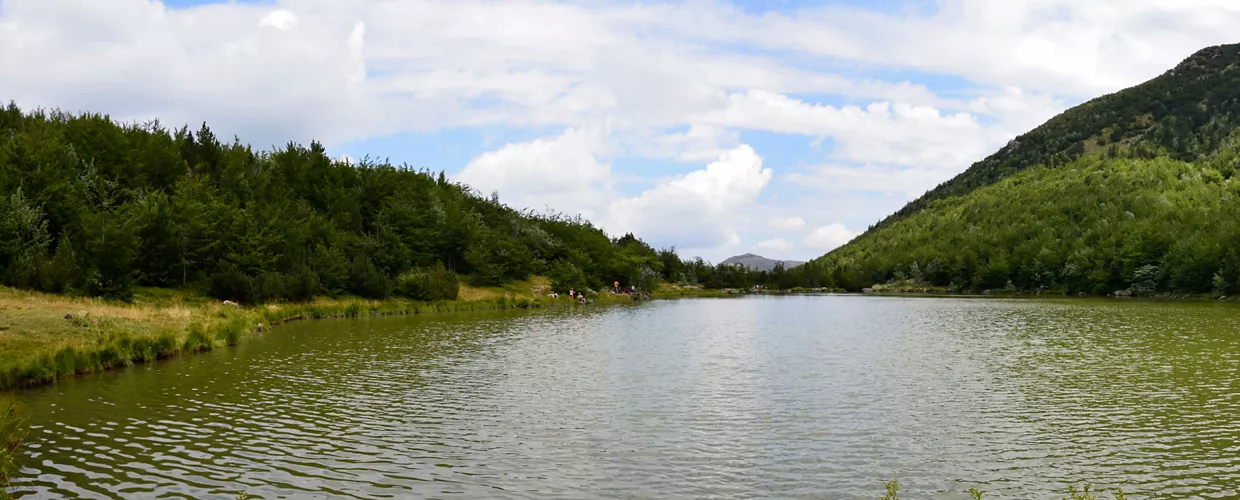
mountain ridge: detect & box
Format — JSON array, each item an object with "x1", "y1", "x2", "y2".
[
  {"x1": 872, "y1": 43, "x2": 1240, "y2": 230},
  {"x1": 720, "y1": 253, "x2": 805, "y2": 272},
  {"x1": 788, "y1": 42, "x2": 1240, "y2": 296}
]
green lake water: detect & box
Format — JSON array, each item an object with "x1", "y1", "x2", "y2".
[{"x1": 8, "y1": 295, "x2": 1240, "y2": 498}]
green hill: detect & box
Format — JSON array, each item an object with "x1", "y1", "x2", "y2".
[
  {"x1": 800, "y1": 43, "x2": 1240, "y2": 296},
  {"x1": 0, "y1": 103, "x2": 678, "y2": 302}
]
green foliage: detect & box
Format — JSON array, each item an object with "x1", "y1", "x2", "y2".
[
  {"x1": 879, "y1": 479, "x2": 899, "y2": 500},
  {"x1": 395, "y1": 262, "x2": 459, "y2": 301},
  {"x1": 802, "y1": 153, "x2": 1240, "y2": 295},
  {"x1": 804, "y1": 44, "x2": 1240, "y2": 297},
  {"x1": 0, "y1": 103, "x2": 711, "y2": 302},
  {"x1": 882, "y1": 43, "x2": 1240, "y2": 229},
  {"x1": 549, "y1": 260, "x2": 589, "y2": 294},
  {"x1": 183, "y1": 324, "x2": 213, "y2": 353},
  {"x1": 0, "y1": 397, "x2": 26, "y2": 489}
]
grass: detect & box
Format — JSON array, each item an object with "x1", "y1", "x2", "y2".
[
  {"x1": 0, "y1": 397, "x2": 25, "y2": 498},
  {"x1": 0, "y1": 278, "x2": 647, "y2": 391}
]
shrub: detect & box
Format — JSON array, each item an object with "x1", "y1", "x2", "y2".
[
  {"x1": 183, "y1": 324, "x2": 213, "y2": 353},
  {"x1": 395, "y1": 262, "x2": 459, "y2": 301},
  {"x1": 548, "y1": 260, "x2": 589, "y2": 294},
  {"x1": 348, "y1": 255, "x2": 392, "y2": 299}
]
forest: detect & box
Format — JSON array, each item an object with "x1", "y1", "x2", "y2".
[
  {"x1": 0, "y1": 102, "x2": 778, "y2": 303},
  {"x1": 785, "y1": 43, "x2": 1240, "y2": 296},
  {"x1": 804, "y1": 145, "x2": 1240, "y2": 295}
]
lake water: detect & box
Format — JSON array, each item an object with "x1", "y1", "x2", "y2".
[{"x1": 8, "y1": 295, "x2": 1240, "y2": 499}]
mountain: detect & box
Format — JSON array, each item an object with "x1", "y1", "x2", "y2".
[
  {"x1": 876, "y1": 43, "x2": 1240, "y2": 229},
  {"x1": 796, "y1": 43, "x2": 1240, "y2": 296},
  {"x1": 720, "y1": 253, "x2": 805, "y2": 272}
]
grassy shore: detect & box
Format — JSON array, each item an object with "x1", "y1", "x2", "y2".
[
  {"x1": 0, "y1": 277, "x2": 640, "y2": 391},
  {"x1": 0, "y1": 276, "x2": 650, "y2": 495},
  {"x1": 0, "y1": 397, "x2": 21, "y2": 496}
]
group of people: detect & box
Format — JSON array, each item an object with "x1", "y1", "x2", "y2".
[
  {"x1": 612, "y1": 281, "x2": 637, "y2": 295},
  {"x1": 546, "y1": 282, "x2": 639, "y2": 304},
  {"x1": 550, "y1": 288, "x2": 590, "y2": 304}
]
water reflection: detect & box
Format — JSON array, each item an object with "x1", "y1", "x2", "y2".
[{"x1": 9, "y1": 297, "x2": 1240, "y2": 498}]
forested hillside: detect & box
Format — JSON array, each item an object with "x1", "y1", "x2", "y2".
[
  {"x1": 0, "y1": 103, "x2": 767, "y2": 302},
  {"x1": 879, "y1": 43, "x2": 1240, "y2": 228},
  {"x1": 792, "y1": 43, "x2": 1240, "y2": 296},
  {"x1": 807, "y1": 149, "x2": 1240, "y2": 295}
]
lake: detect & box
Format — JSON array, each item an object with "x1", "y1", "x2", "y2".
[{"x1": 8, "y1": 295, "x2": 1240, "y2": 498}]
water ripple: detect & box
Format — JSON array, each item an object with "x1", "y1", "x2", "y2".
[{"x1": 9, "y1": 299, "x2": 1240, "y2": 498}]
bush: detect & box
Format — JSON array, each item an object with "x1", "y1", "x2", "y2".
[
  {"x1": 548, "y1": 260, "x2": 589, "y2": 294},
  {"x1": 183, "y1": 324, "x2": 213, "y2": 353},
  {"x1": 209, "y1": 261, "x2": 252, "y2": 302},
  {"x1": 395, "y1": 262, "x2": 459, "y2": 301},
  {"x1": 348, "y1": 255, "x2": 392, "y2": 299}
]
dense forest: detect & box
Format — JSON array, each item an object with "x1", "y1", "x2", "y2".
[
  {"x1": 0, "y1": 102, "x2": 778, "y2": 302},
  {"x1": 791, "y1": 43, "x2": 1240, "y2": 296},
  {"x1": 878, "y1": 43, "x2": 1240, "y2": 229},
  {"x1": 806, "y1": 148, "x2": 1240, "y2": 295}
]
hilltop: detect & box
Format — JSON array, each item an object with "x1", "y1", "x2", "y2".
[
  {"x1": 719, "y1": 253, "x2": 805, "y2": 272},
  {"x1": 878, "y1": 43, "x2": 1240, "y2": 228},
  {"x1": 794, "y1": 43, "x2": 1240, "y2": 296}
]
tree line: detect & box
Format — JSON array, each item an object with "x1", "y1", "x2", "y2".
[
  {"x1": 800, "y1": 136, "x2": 1240, "y2": 296},
  {"x1": 0, "y1": 103, "x2": 803, "y2": 302}
]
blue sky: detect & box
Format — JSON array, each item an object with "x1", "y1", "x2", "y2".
[{"x1": 2, "y1": 0, "x2": 1231, "y2": 260}]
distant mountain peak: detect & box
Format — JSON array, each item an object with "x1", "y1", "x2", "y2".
[{"x1": 720, "y1": 254, "x2": 805, "y2": 272}]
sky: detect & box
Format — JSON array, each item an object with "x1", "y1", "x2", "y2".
[{"x1": 2, "y1": 0, "x2": 1239, "y2": 262}]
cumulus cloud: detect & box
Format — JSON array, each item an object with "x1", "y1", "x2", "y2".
[
  {"x1": 703, "y1": 90, "x2": 991, "y2": 169},
  {"x1": 805, "y1": 223, "x2": 858, "y2": 252},
  {"x1": 608, "y1": 145, "x2": 772, "y2": 248},
  {"x1": 5, "y1": 0, "x2": 1236, "y2": 260},
  {"x1": 259, "y1": 9, "x2": 299, "y2": 31},
  {"x1": 456, "y1": 125, "x2": 613, "y2": 220}
]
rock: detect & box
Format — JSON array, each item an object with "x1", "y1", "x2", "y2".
[{"x1": 1114, "y1": 289, "x2": 1133, "y2": 297}]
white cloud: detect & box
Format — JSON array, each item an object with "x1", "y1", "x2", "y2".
[
  {"x1": 785, "y1": 163, "x2": 959, "y2": 201},
  {"x1": 770, "y1": 216, "x2": 805, "y2": 231},
  {"x1": 259, "y1": 9, "x2": 299, "y2": 31},
  {"x1": 608, "y1": 145, "x2": 772, "y2": 248},
  {"x1": 703, "y1": 90, "x2": 991, "y2": 169},
  {"x1": 756, "y1": 238, "x2": 794, "y2": 253},
  {"x1": 5, "y1": 0, "x2": 1238, "y2": 261},
  {"x1": 643, "y1": 124, "x2": 739, "y2": 163},
  {"x1": 456, "y1": 125, "x2": 613, "y2": 220},
  {"x1": 805, "y1": 223, "x2": 858, "y2": 252},
  {"x1": 643, "y1": 0, "x2": 1240, "y2": 98}
]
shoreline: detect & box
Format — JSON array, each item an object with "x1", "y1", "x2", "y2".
[
  {"x1": 0, "y1": 283, "x2": 641, "y2": 493},
  {"x1": 0, "y1": 286, "x2": 644, "y2": 393}
]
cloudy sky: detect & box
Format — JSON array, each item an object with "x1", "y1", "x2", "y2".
[{"x1": 2, "y1": 0, "x2": 1238, "y2": 262}]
